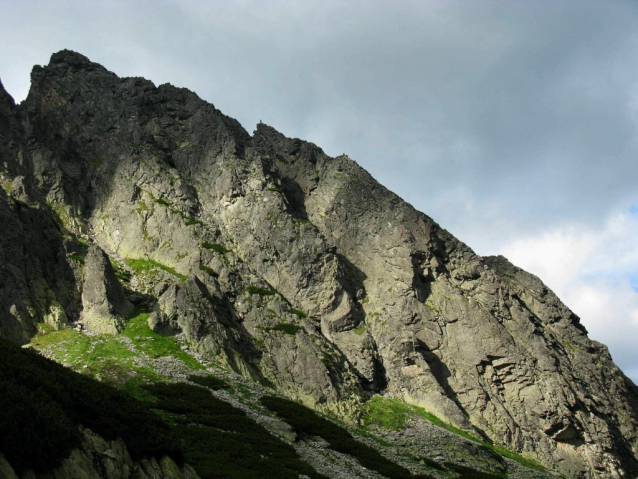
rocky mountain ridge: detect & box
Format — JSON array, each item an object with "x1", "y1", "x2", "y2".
[{"x1": 0, "y1": 50, "x2": 637, "y2": 478}]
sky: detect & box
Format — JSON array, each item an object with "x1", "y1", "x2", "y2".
[{"x1": 1, "y1": 0, "x2": 638, "y2": 380}]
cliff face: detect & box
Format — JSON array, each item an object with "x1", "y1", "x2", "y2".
[{"x1": 1, "y1": 50, "x2": 637, "y2": 478}]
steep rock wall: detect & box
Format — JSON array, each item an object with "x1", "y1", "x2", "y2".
[{"x1": 0, "y1": 50, "x2": 636, "y2": 477}]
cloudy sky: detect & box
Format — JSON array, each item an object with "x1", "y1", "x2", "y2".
[{"x1": 2, "y1": 0, "x2": 638, "y2": 379}]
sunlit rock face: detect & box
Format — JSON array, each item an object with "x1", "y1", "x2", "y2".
[{"x1": 0, "y1": 49, "x2": 637, "y2": 478}]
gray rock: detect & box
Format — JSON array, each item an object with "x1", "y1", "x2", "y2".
[
  {"x1": 81, "y1": 245, "x2": 133, "y2": 334},
  {"x1": 0, "y1": 49, "x2": 636, "y2": 477}
]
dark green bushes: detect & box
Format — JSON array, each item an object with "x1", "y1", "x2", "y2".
[
  {"x1": 0, "y1": 338, "x2": 180, "y2": 473},
  {"x1": 0, "y1": 379, "x2": 79, "y2": 472},
  {"x1": 188, "y1": 374, "x2": 229, "y2": 390},
  {"x1": 198, "y1": 263, "x2": 218, "y2": 277},
  {"x1": 268, "y1": 323, "x2": 303, "y2": 335},
  {"x1": 244, "y1": 285, "x2": 276, "y2": 296},
  {"x1": 144, "y1": 382, "x2": 327, "y2": 479}
]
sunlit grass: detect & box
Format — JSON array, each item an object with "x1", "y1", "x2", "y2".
[
  {"x1": 362, "y1": 396, "x2": 546, "y2": 472},
  {"x1": 124, "y1": 258, "x2": 187, "y2": 282},
  {"x1": 30, "y1": 310, "x2": 203, "y2": 382}
]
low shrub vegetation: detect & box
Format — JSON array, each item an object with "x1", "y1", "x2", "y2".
[
  {"x1": 268, "y1": 323, "x2": 302, "y2": 335},
  {"x1": 285, "y1": 308, "x2": 307, "y2": 319},
  {"x1": 244, "y1": 285, "x2": 276, "y2": 296},
  {"x1": 124, "y1": 258, "x2": 187, "y2": 282},
  {"x1": 0, "y1": 338, "x2": 180, "y2": 473},
  {"x1": 144, "y1": 382, "x2": 327, "y2": 479},
  {"x1": 185, "y1": 218, "x2": 204, "y2": 226},
  {"x1": 363, "y1": 396, "x2": 545, "y2": 473},
  {"x1": 199, "y1": 263, "x2": 219, "y2": 277}
]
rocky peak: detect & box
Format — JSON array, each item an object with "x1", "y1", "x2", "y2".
[{"x1": 0, "y1": 50, "x2": 637, "y2": 478}]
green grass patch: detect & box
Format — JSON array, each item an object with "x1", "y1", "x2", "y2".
[
  {"x1": 364, "y1": 396, "x2": 481, "y2": 442},
  {"x1": 244, "y1": 285, "x2": 276, "y2": 296},
  {"x1": 30, "y1": 326, "x2": 139, "y2": 381},
  {"x1": 267, "y1": 323, "x2": 303, "y2": 335},
  {"x1": 110, "y1": 259, "x2": 132, "y2": 284},
  {"x1": 137, "y1": 200, "x2": 149, "y2": 213},
  {"x1": 198, "y1": 263, "x2": 219, "y2": 277},
  {"x1": 285, "y1": 308, "x2": 307, "y2": 319},
  {"x1": 492, "y1": 444, "x2": 546, "y2": 472},
  {"x1": 69, "y1": 253, "x2": 85, "y2": 264},
  {"x1": 66, "y1": 235, "x2": 89, "y2": 264},
  {"x1": 30, "y1": 328, "x2": 91, "y2": 363},
  {"x1": 154, "y1": 198, "x2": 171, "y2": 206},
  {"x1": 185, "y1": 218, "x2": 204, "y2": 226},
  {"x1": 363, "y1": 396, "x2": 545, "y2": 472},
  {"x1": 354, "y1": 326, "x2": 367, "y2": 335},
  {"x1": 30, "y1": 310, "x2": 203, "y2": 380},
  {"x1": 202, "y1": 242, "x2": 230, "y2": 254},
  {"x1": 120, "y1": 311, "x2": 203, "y2": 372},
  {"x1": 362, "y1": 396, "x2": 412, "y2": 431},
  {"x1": 124, "y1": 258, "x2": 187, "y2": 282}
]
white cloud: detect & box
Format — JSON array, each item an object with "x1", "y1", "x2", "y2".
[{"x1": 498, "y1": 209, "x2": 638, "y2": 381}]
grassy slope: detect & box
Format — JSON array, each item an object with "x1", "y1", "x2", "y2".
[
  {"x1": 0, "y1": 337, "x2": 180, "y2": 473},
  {"x1": 23, "y1": 303, "x2": 549, "y2": 479},
  {"x1": 15, "y1": 318, "x2": 329, "y2": 478},
  {"x1": 362, "y1": 396, "x2": 546, "y2": 473},
  {"x1": 31, "y1": 311, "x2": 203, "y2": 383}
]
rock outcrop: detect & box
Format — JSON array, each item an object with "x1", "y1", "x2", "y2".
[
  {"x1": 81, "y1": 245, "x2": 133, "y2": 334},
  {"x1": 0, "y1": 49, "x2": 637, "y2": 477}
]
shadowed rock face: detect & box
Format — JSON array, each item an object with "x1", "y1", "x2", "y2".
[
  {"x1": 0, "y1": 49, "x2": 637, "y2": 477},
  {"x1": 0, "y1": 428, "x2": 200, "y2": 479}
]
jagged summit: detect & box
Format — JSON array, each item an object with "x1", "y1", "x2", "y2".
[
  {"x1": 0, "y1": 50, "x2": 637, "y2": 478},
  {"x1": 49, "y1": 49, "x2": 97, "y2": 66}
]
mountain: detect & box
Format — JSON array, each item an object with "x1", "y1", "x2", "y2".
[{"x1": 0, "y1": 49, "x2": 636, "y2": 478}]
